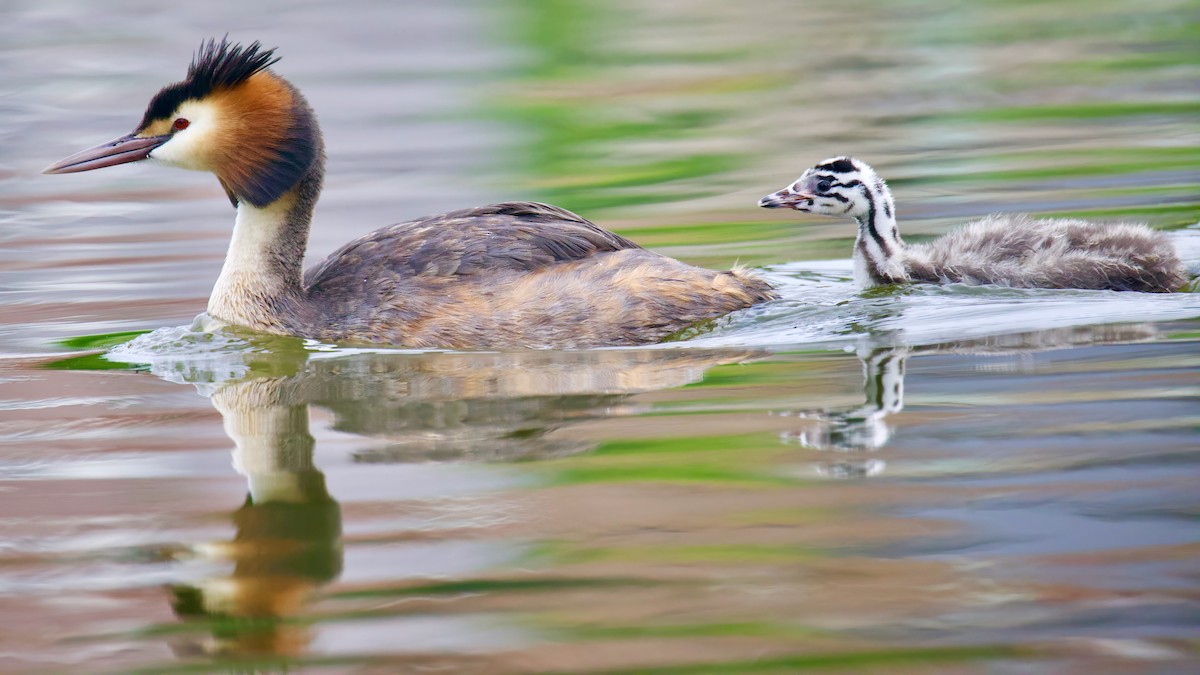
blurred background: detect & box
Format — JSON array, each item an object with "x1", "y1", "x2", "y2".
[{"x1": 0, "y1": 0, "x2": 1198, "y2": 672}]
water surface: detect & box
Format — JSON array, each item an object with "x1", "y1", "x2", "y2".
[{"x1": 1, "y1": 0, "x2": 1199, "y2": 672}]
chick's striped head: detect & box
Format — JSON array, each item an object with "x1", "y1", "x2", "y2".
[{"x1": 759, "y1": 157, "x2": 890, "y2": 221}]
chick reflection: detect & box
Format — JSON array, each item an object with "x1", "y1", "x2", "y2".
[
  {"x1": 779, "y1": 347, "x2": 904, "y2": 479},
  {"x1": 170, "y1": 377, "x2": 341, "y2": 659},
  {"x1": 782, "y1": 324, "x2": 1160, "y2": 479}
]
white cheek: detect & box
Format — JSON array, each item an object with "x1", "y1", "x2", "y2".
[
  {"x1": 811, "y1": 198, "x2": 836, "y2": 214},
  {"x1": 149, "y1": 133, "x2": 204, "y2": 170},
  {"x1": 147, "y1": 100, "x2": 219, "y2": 171}
]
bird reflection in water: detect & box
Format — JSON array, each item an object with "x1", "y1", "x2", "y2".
[
  {"x1": 777, "y1": 346, "x2": 904, "y2": 479},
  {"x1": 778, "y1": 324, "x2": 1160, "y2": 479},
  {"x1": 142, "y1": 340, "x2": 756, "y2": 659},
  {"x1": 168, "y1": 376, "x2": 341, "y2": 659}
]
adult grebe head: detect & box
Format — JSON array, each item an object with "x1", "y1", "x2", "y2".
[{"x1": 44, "y1": 38, "x2": 322, "y2": 209}]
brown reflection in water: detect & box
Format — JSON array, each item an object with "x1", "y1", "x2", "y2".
[
  {"x1": 133, "y1": 323, "x2": 1183, "y2": 669},
  {"x1": 163, "y1": 347, "x2": 757, "y2": 660},
  {"x1": 168, "y1": 377, "x2": 341, "y2": 659},
  {"x1": 303, "y1": 348, "x2": 759, "y2": 462}
]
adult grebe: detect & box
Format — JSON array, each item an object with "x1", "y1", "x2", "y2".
[
  {"x1": 44, "y1": 39, "x2": 774, "y2": 349},
  {"x1": 760, "y1": 157, "x2": 1186, "y2": 293}
]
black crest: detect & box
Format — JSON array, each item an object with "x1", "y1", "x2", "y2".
[
  {"x1": 138, "y1": 38, "x2": 280, "y2": 130},
  {"x1": 187, "y1": 38, "x2": 280, "y2": 93},
  {"x1": 815, "y1": 158, "x2": 859, "y2": 174}
]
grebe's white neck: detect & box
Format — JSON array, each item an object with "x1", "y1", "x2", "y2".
[{"x1": 207, "y1": 195, "x2": 307, "y2": 333}]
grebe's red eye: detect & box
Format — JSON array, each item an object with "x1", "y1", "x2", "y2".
[{"x1": 173, "y1": 118, "x2": 189, "y2": 131}]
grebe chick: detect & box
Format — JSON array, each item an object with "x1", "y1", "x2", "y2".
[
  {"x1": 759, "y1": 157, "x2": 1187, "y2": 293},
  {"x1": 44, "y1": 39, "x2": 774, "y2": 349}
]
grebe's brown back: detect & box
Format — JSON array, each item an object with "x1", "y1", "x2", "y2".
[{"x1": 45, "y1": 39, "x2": 774, "y2": 349}]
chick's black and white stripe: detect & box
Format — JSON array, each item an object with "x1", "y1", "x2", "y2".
[
  {"x1": 761, "y1": 156, "x2": 1187, "y2": 293},
  {"x1": 809, "y1": 160, "x2": 906, "y2": 285}
]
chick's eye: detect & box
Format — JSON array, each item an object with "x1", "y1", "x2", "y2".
[
  {"x1": 816, "y1": 179, "x2": 832, "y2": 193},
  {"x1": 172, "y1": 118, "x2": 189, "y2": 131}
]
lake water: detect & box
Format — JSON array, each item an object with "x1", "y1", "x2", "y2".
[{"x1": 1, "y1": 0, "x2": 1199, "y2": 672}]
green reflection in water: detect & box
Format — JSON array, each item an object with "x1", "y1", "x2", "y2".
[
  {"x1": 492, "y1": 0, "x2": 762, "y2": 218},
  {"x1": 326, "y1": 576, "x2": 657, "y2": 601},
  {"x1": 541, "y1": 433, "x2": 789, "y2": 486},
  {"x1": 43, "y1": 352, "x2": 150, "y2": 371},
  {"x1": 889, "y1": 148, "x2": 1200, "y2": 187},
  {"x1": 594, "y1": 644, "x2": 1029, "y2": 674},
  {"x1": 44, "y1": 330, "x2": 154, "y2": 370},
  {"x1": 900, "y1": 100, "x2": 1200, "y2": 123},
  {"x1": 533, "y1": 541, "x2": 823, "y2": 566},
  {"x1": 56, "y1": 329, "x2": 152, "y2": 350}
]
